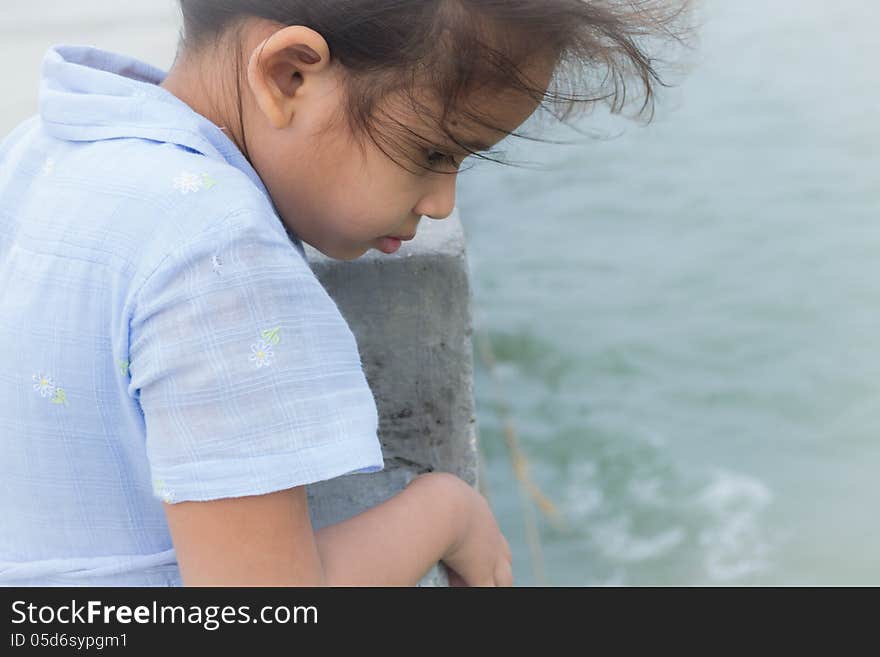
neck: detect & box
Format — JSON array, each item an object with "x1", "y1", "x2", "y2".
[{"x1": 159, "y1": 47, "x2": 249, "y2": 156}]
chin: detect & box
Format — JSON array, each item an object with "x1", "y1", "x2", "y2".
[{"x1": 315, "y1": 243, "x2": 369, "y2": 262}]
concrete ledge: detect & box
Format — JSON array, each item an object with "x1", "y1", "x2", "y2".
[{"x1": 303, "y1": 209, "x2": 478, "y2": 587}]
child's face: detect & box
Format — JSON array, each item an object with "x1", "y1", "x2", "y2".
[{"x1": 237, "y1": 23, "x2": 553, "y2": 260}]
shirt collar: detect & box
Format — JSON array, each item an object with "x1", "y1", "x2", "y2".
[{"x1": 38, "y1": 44, "x2": 276, "y2": 212}]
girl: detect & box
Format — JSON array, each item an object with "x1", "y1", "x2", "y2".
[{"x1": 0, "y1": 0, "x2": 688, "y2": 586}]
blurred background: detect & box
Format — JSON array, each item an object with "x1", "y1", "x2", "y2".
[{"x1": 3, "y1": 0, "x2": 878, "y2": 585}]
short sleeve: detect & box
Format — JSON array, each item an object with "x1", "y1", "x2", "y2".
[{"x1": 128, "y1": 209, "x2": 384, "y2": 504}]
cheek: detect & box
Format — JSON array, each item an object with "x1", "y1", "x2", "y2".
[
  {"x1": 256, "y1": 133, "x2": 416, "y2": 236},
  {"x1": 258, "y1": 150, "x2": 332, "y2": 217}
]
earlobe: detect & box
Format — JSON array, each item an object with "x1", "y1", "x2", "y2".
[{"x1": 245, "y1": 26, "x2": 331, "y2": 131}]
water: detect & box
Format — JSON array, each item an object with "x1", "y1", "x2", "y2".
[
  {"x1": 458, "y1": 0, "x2": 880, "y2": 585},
  {"x1": 3, "y1": 0, "x2": 878, "y2": 585}
]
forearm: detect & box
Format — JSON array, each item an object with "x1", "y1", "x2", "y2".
[{"x1": 314, "y1": 472, "x2": 465, "y2": 586}]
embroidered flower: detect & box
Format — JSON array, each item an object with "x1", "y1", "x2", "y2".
[
  {"x1": 249, "y1": 340, "x2": 275, "y2": 368},
  {"x1": 32, "y1": 373, "x2": 56, "y2": 397},
  {"x1": 42, "y1": 157, "x2": 54, "y2": 176},
  {"x1": 173, "y1": 171, "x2": 203, "y2": 194},
  {"x1": 249, "y1": 328, "x2": 281, "y2": 368},
  {"x1": 154, "y1": 477, "x2": 174, "y2": 504},
  {"x1": 118, "y1": 359, "x2": 130, "y2": 376},
  {"x1": 261, "y1": 327, "x2": 281, "y2": 346},
  {"x1": 211, "y1": 254, "x2": 223, "y2": 275},
  {"x1": 173, "y1": 171, "x2": 217, "y2": 194},
  {"x1": 33, "y1": 373, "x2": 69, "y2": 406}
]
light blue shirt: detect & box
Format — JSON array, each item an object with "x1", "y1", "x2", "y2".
[{"x1": 0, "y1": 44, "x2": 384, "y2": 586}]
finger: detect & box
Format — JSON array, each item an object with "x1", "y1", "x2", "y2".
[
  {"x1": 502, "y1": 537, "x2": 512, "y2": 561},
  {"x1": 495, "y1": 560, "x2": 514, "y2": 587},
  {"x1": 445, "y1": 567, "x2": 467, "y2": 587}
]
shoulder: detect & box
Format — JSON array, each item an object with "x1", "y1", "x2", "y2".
[
  {"x1": 110, "y1": 139, "x2": 269, "y2": 220},
  {"x1": 0, "y1": 115, "x2": 40, "y2": 162},
  {"x1": 129, "y1": 176, "x2": 316, "y2": 322},
  {"x1": 105, "y1": 142, "x2": 301, "y2": 289},
  {"x1": 56, "y1": 136, "x2": 275, "y2": 235}
]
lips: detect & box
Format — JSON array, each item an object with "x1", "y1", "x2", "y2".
[{"x1": 376, "y1": 236, "x2": 403, "y2": 254}]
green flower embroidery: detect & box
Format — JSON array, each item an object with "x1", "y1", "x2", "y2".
[
  {"x1": 261, "y1": 327, "x2": 281, "y2": 345},
  {"x1": 154, "y1": 477, "x2": 174, "y2": 503},
  {"x1": 50, "y1": 388, "x2": 68, "y2": 406},
  {"x1": 118, "y1": 359, "x2": 130, "y2": 376}
]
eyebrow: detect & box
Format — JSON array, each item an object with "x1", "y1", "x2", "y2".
[
  {"x1": 415, "y1": 125, "x2": 494, "y2": 154},
  {"x1": 464, "y1": 139, "x2": 493, "y2": 152},
  {"x1": 447, "y1": 136, "x2": 493, "y2": 153}
]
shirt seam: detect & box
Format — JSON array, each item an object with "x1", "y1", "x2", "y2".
[
  {"x1": 130, "y1": 206, "x2": 267, "y2": 309},
  {"x1": 40, "y1": 118, "x2": 212, "y2": 140}
]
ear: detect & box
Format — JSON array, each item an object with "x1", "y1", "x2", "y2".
[{"x1": 246, "y1": 25, "x2": 331, "y2": 130}]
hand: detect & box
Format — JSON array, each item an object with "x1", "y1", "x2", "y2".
[{"x1": 438, "y1": 476, "x2": 513, "y2": 587}]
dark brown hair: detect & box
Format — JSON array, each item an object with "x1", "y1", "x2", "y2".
[{"x1": 175, "y1": 0, "x2": 693, "y2": 173}]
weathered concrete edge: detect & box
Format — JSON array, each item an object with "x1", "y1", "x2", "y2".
[{"x1": 303, "y1": 209, "x2": 477, "y2": 587}]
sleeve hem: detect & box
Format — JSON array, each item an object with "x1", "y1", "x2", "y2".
[{"x1": 152, "y1": 435, "x2": 385, "y2": 504}]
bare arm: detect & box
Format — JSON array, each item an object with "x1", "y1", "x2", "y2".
[
  {"x1": 163, "y1": 472, "x2": 465, "y2": 586},
  {"x1": 314, "y1": 472, "x2": 465, "y2": 586}
]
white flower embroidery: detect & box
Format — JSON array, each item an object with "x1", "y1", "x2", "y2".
[
  {"x1": 32, "y1": 373, "x2": 56, "y2": 397},
  {"x1": 173, "y1": 171, "x2": 203, "y2": 194},
  {"x1": 42, "y1": 157, "x2": 54, "y2": 176},
  {"x1": 211, "y1": 254, "x2": 223, "y2": 275},
  {"x1": 249, "y1": 340, "x2": 275, "y2": 368},
  {"x1": 173, "y1": 171, "x2": 217, "y2": 194}
]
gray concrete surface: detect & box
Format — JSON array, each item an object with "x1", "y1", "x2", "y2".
[{"x1": 303, "y1": 209, "x2": 479, "y2": 587}]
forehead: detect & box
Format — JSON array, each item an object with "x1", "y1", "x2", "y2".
[
  {"x1": 450, "y1": 86, "x2": 544, "y2": 148},
  {"x1": 402, "y1": 54, "x2": 556, "y2": 151}
]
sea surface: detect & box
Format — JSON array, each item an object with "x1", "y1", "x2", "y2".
[{"x1": 3, "y1": 0, "x2": 878, "y2": 585}]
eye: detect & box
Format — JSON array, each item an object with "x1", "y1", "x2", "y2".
[{"x1": 425, "y1": 150, "x2": 460, "y2": 168}]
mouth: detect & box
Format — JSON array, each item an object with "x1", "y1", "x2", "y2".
[
  {"x1": 375, "y1": 228, "x2": 417, "y2": 254},
  {"x1": 376, "y1": 236, "x2": 403, "y2": 254}
]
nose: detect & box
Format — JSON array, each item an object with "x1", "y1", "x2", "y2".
[{"x1": 414, "y1": 173, "x2": 456, "y2": 220}]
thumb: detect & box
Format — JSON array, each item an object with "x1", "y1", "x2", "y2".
[{"x1": 445, "y1": 566, "x2": 468, "y2": 587}]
